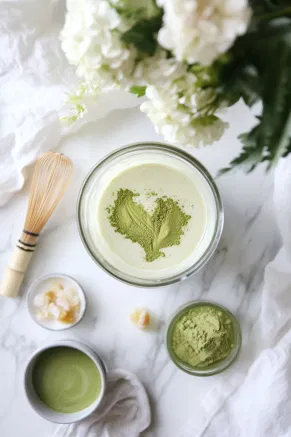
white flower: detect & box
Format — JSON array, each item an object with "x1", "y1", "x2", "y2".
[
  {"x1": 133, "y1": 49, "x2": 185, "y2": 87},
  {"x1": 60, "y1": 0, "x2": 230, "y2": 146},
  {"x1": 60, "y1": 0, "x2": 136, "y2": 89},
  {"x1": 140, "y1": 75, "x2": 228, "y2": 147},
  {"x1": 158, "y1": 0, "x2": 251, "y2": 65}
]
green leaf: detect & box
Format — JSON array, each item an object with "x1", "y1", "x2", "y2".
[
  {"x1": 129, "y1": 85, "x2": 146, "y2": 97},
  {"x1": 250, "y1": 0, "x2": 289, "y2": 14},
  {"x1": 257, "y1": 31, "x2": 291, "y2": 166},
  {"x1": 111, "y1": 0, "x2": 162, "y2": 55},
  {"x1": 121, "y1": 14, "x2": 162, "y2": 55},
  {"x1": 216, "y1": 63, "x2": 261, "y2": 108},
  {"x1": 218, "y1": 15, "x2": 291, "y2": 172},
  {"x1": 113, "y1": 0, "x2": 160, "y2": 21},
  {"x1": 283, "y1": 136, "x2": 291, "y2": 157},
  {"x1": 219, "y1": 123, "x2": 264, "y2": 174}
]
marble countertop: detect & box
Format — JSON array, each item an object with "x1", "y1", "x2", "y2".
[{"x1": 0, "y1": 104, "x2": 281, "y2": 437}]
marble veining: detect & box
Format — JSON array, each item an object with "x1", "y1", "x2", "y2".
[{"x1": 0, "y1": 105, "x2": 281, "y2": 437}]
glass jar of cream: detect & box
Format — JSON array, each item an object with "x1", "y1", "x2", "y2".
[{"x1": 78, "y1": 143, "x2": 223, "y2": 287}]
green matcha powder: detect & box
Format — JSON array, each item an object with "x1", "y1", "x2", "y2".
[
  {"x1": 107, "y1": 189, "x2": 191, "y2": 262},
  {"x1": 172, "y1": 306, "x2": 235, "y2": 368}
]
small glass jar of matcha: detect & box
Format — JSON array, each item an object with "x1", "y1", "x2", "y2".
[{"x1": 166, "y1": 301, "x2": 241, "y2": 376}]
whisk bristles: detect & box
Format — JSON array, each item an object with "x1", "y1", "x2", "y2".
[{"x1": 17, "y1": 152, "x2": 73, "y2": 251}]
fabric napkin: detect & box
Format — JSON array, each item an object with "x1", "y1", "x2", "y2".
[
  {"x1": 54, "y1": 369, "x2": 151, "y2": 437},
  {"x1": 181, "y1": 155, "x2": 291, "y2": 437}
]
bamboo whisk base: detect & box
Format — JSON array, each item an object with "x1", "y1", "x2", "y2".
[
  {"x1": 1, "y1": 268, "x2": 26, "y2": 298},
  {"x1": 0, "y1": 232, "x2": 36, "y2": 297}
]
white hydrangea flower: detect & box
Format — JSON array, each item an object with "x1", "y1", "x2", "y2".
[
  {"x1": 60, "y1": 0, "x2": 230, "y2": 145},
  {"x1": 133, "y1": 49, "x2": 185, "y2": 87},
  {"x1": 140, "y1": 75, "x2": 228, "y2": 147},
  {"x1": 158, "y1": 0, "x2": 251, "y2": 65},
  {"x1": 60, "y1": 0, "x2": 136, "y2": 89}
]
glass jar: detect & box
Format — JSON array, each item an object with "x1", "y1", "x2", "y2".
[
  {"x1": 77, "y1": 143, "x2": 224, "y2": 287},
  {"x1": 166, "y1": 301, "x2": 242, "y2": 376}
]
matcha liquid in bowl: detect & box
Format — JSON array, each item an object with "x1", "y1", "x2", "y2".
[
  {"x1": 24, "y1": 340, "x2": 106, "y2": 423},
  {"x1": 32, "y1": 347, "x2": 102, "y2": 413},
  {"x1": 78, "y1": 143, "x2": 223, "y2": 286}
]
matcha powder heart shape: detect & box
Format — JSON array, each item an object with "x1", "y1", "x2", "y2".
[{"x1": 107, "y1": 189, "x2": 191, "y2": 262}]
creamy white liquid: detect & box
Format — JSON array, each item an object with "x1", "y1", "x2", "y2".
[{"x1": 81, "y1": 149, "x2": 218, "y2": 281}]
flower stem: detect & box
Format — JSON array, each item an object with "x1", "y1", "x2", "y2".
[{"x1": 257, "y1": 7, "x2": 291, "y2": 22}]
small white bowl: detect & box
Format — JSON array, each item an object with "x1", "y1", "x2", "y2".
[
  {"x1": 24, "y1": 340, "x2": 106, "y2": 423},
  {"x1": 27, "y1": 274, "x2": 86, "y2": 331}
]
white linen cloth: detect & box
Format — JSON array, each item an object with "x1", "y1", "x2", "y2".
[
  {"x1": 181, "y1": 155, "x2": 291, "y2": 437},
  {"x1": 54, "y1": 369, "x2": 151, "y2": 437},
  {"x1": 0, "y1": 0, "x2": 137, "y2": 207}
]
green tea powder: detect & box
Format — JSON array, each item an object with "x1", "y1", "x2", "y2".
[
  {"x1": 172, "y1": 306, "x2": 235, "y2": 368},
  {"x1": 107, "y1": 189, "x2": 191, "y2": 262}
]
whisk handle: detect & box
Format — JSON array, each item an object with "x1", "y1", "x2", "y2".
[{"x1": 0, "y1": 244, "x2": 34, "y2": 297}]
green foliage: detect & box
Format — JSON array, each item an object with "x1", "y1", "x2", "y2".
[
  {"x1": 113, "y1": 0, "x2": 160, "y2": 21},
  {"x1": 113, "y1": 0, "x2": 162, "y2": 55},
  {"x1": 218, "y1": 4, "x2": 291, "y2": 172},
  {"x1": 219, "y1": 123, "x2": 263, "y2": 174},
  {"x1": 121, "y1": 14, "x2": 162, "y2": 55},
  {"x1": 249, "y1": 0, "x2": 291, "y2": 16},
  {"x1": 62, "y1": 83, "x2": 99, "y2": 124},
  {"x1": 129, "y1": 85, "x2": 147, "y2": 97}
]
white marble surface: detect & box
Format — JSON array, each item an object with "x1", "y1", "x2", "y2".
[{"x1": 0, "y1": 104, "x2": 281, "y2": 437}]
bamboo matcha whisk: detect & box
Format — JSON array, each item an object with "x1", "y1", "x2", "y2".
[{"x1": 0, "y1": 152, "x2": 73, "y2": 298}]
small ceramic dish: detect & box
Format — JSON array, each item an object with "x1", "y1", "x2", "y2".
[
  {"x1": 27, "y1": 274, "x2": 86, "y2": 331},
  {"x1": 166, "y1": 301, "x2": 242, "y2": 376},
  {"x1": 24, "y1": 340, "x2": 106, "y2": 423}
]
